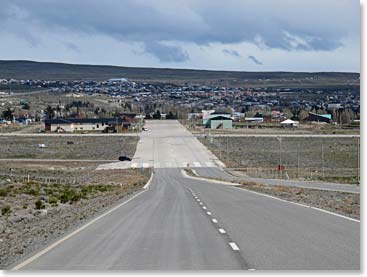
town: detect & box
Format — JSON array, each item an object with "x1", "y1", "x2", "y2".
[{"x1": 0, "y1": 77, "x2": 360, "y2": 133}]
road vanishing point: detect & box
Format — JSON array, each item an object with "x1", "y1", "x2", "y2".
[{"x1": 12, "y1": 120, "x2": 359, "y2": 270}]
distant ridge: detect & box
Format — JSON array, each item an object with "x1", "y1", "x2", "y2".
[{"x1": 0, "y1": 60, "x2": 360, "y2": 87}]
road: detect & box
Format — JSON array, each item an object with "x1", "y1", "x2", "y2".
[
  {"x1": 131, "y1": 121, "x2": 224, "y2": 168},
  {"x1": 13, "y1": 120, "x2": 360, "y2": 270}
]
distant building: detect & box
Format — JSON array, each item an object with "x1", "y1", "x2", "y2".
[
  {"x1": 305, "y1": 112, "x2": 332, "y2": 124},
  {"x1": 205, "y1": 115, "x2": 233, "y2": 129},
  {"x1": 280, "y1": 119, "x2": 299, "y2": 127},
  {"x1": 44, "y1": 118, "x2": 129, "y2": 132},
  {"x1": 244, "y1": 117, "x2": 264, "y2": 123},
  {"x1": 202, "y1": 110, "x2": 216, "y2": 124},
  {"x1": 108, "y1": 78, "x2": 128, "y2": 83},
  {"x1": 327, "y1": 103, "x2": 343, "y2": 110}
]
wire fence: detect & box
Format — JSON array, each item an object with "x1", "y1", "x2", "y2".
[
  {"x1": 0, "y1": 172, "x2": 87, "y2": 185},
  {"x1": 201, "y1": 136, "x2": 360, "y2": 184}
]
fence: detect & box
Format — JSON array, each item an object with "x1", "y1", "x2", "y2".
[
  {"x1": 0, "y1": 172, "x2": 87, "y2": 185},
  {"x1": 201, "y1": 136, "x2": 360, "y2": 184}
]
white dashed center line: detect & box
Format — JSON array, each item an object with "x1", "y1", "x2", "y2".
[
  {"x1": 189, "y1": 188, "x2": 248, "y2": 267},
  {"x1": 229, "y1": 242, "x2": 240, "y2": 251}
]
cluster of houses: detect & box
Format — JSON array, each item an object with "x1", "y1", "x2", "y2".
[
  {"x1": 187, "y1": 109, "x2": 337, "y2": 129},
  {"x1": 0, "y1": 77, "x2": 359, "y2": 131}
]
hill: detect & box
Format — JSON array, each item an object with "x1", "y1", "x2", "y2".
[{"x1": 0, "y1": 60, "x2": 360, "y2": 87}]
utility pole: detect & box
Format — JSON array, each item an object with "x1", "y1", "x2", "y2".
[
  {"x1": 297, "y1": 141, "x2": 300, "y2": 178},
  {"x1": 358, "y1": 138, "x2": 360, "y2": 185},
  {"x1": 277, "y1": 137, "x2": 282, "y2": 179},
  {"x1": 322, "y1": 143, "x2": 325, "y2": 178}
]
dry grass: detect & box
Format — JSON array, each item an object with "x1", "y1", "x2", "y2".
[
  {"x1": 0, "y1": 136, "x2": 138, "y2": 160},
  {"x1": 239, "y1": 181, "x2": 359, "y2": 219}
]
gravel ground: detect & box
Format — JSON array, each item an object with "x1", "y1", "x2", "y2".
[
  {"x1": 0, "y1": 136, "x2": 138, "y2": 160},
  {"x1": 238, "y1": 181, "x2": 360, "y2": 220},
  {"x1": 199, "y1": 136, "x2": 359, "y2": 183},
  {"x1": 0, "y1": 168, "x2": 151, "y2": 269}
]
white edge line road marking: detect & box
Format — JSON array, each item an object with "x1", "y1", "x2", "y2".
[
  {"x1": 191, "y1": 169, "x2": 199, "y2": 176},
  {"x1": 182, "y1": 170, "x2": 360, "y2": 223},
  {"x1": 212, "y1": 218, "x2": 218, "y2": 223},
  {"x1": 12, "y1": 172, "x2": 154, "y2": 270},
  {"x1": 218, "y1": 228, "x2": 226, "y2": 234},
  {"x1": 143, "y1": 171, "x2": 154, "y2": 190},
  {"x1": 229, "y1": 242, "x2": 240, "y2": 251}
]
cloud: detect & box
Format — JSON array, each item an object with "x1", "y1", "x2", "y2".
[
  {"x1": 223, "y1": 49, "x2": 241, "y2": 57},
  {"x1": 248, "y1": 55, "x2": 263, "y2": 65},
  {"x1": 0, "y1": 0, "x2": 360, "y2": 71},
  {"x1": 144, "y1": 42, "x2": 189, "y2": 63},
  {"x1": 0, "y1": 0, "x2": 359, "y2": 52}
]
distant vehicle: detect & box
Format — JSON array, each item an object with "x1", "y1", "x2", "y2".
[
  {"x1": 118, "y1": 156, "x2": 131, "y2": 161},
  {"x1": 38, "y1": 143, "x2": 46, "y2": 148},
  {"x1": 142, "y1": 127, "x2": 148, "y2": 131}
]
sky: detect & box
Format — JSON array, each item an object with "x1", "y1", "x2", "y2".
[{"x1": 0, "y1": 0, "x2": 360, "y2": 72}]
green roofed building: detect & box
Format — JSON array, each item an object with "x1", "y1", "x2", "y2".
[
  {"x1": 205, "y1": 115, "x2": 233, "y2": 129},
  {"x1": 305, "y1": 112, "x2": 332, "y2": 123}
]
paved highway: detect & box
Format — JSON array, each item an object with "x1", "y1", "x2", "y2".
[{"x1": 13, "y1": 120, "x2": 360, "y2": 270}]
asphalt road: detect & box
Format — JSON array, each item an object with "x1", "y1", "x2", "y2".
[{"x1": 13, "y1": 120, "x2": 360, "y2": 270}]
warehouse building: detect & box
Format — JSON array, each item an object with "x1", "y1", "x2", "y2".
[
  {"x1": 205, "y1": 115, "x2": 233, "y2": 129},
  {"x1": 44, "y1": 118, "x2": 128, "y2": 132}
]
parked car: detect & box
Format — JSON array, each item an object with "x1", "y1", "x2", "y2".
[{"x1": 118, "y1": 156, "x2": 132, "y2": 161}]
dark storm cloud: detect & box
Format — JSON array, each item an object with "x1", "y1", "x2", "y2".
[
  {"x1": 144, "y1": 42, "x2": 189, "y2": 63},
  {"x1": 0, "y1": 0, "x2": 360, "y2": 62},
  {"x1": 223, "y1": 49, "x2": 241, "y2": 57},
  {"x1": 248, "y1": 55, "x2": 263, "y2": 65}
]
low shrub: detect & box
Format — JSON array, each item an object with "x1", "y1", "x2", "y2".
[
  {"x1": 35, "y1": 199, "x2": 45, "y2": 210},
  {"x1": 0, "y1": 188, "x2": 8, "y2": 197},
  {"x1": 1, "y1": 205, "x2": 11, "y2": 216},
  {"x1": 49, "y1": 196, "x2": 58, "y2": 206}
]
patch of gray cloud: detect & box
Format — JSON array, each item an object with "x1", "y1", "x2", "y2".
[
  {"x1": 64, "y1": 42, "x2": 80, "y2": 53},
  {"x1": 223, "y1": 49, "x2": 241, "y2": 57},
  {"x1": 248, "y1": 55, "x2": 263, "y2": 65},
  {"x1": 144, "y1": 42, "x2": 189, "y2": 63},
  {"x1": 0, "y1": 0, "x2": 360, "y2": 56}
]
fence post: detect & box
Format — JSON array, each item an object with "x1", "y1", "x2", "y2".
[{"x1": 322, "y1": 144, "x2": 325, "y2": 178}]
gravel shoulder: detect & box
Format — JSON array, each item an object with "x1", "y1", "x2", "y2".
[{"x1": 0, "y1": 166, "x2": 151, "y2": 269}]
